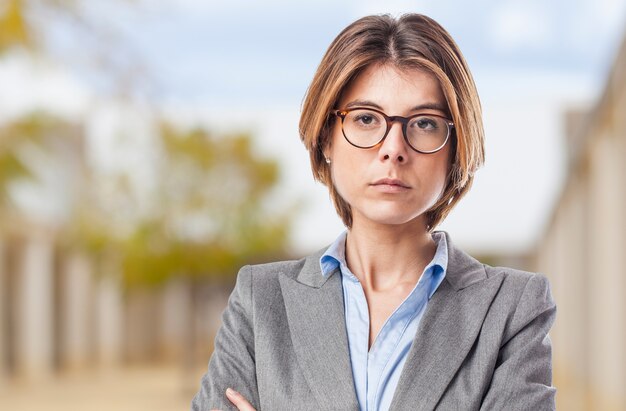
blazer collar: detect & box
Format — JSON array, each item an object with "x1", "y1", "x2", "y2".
[
  {"x1": 279, "y1": 263, "x2": 359, "y2": 410},
  {"x1": 389, "y1": 231, "x2": 502, "y2": 410},
  {"x1": 296, "y1": 230, "x2": 486, "y2": 290},
  {"x1": 439, "y1": 230, "x2": 488, "y2": 290},
  {"x1": 295, "y1": 246, "x2": 336, "y2": 288}
]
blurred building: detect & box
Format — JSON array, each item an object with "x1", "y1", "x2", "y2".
[
  {"x1": 534, "y1": 28, "x2": 626, "y2": 411},
  {"x1": 0, "y1": 125, "x2": 228, "y2": 386}
]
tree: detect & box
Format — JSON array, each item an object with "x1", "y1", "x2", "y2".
[
  {"x1": 0, "y1": 0, "x2": 138, "y2": 213},
  {"x1": 0, "y1": 112, "x2": 80, "y2": 214},
  {"x1": 119, "y1": 122, "x2": 292, "y2": 289},
  {"x1": 0, "y1": 0, "x2": 32, "y2": 52},
  {"x1": 1, "y1": 0, "x2": 151, "y2": 100},
  {"x1": 0, "y1": 0, "x2": 72, "y2": 209},
  {"x1": 2, "y1": 0, "x2": 293, "y2": 372},
  {"x1": 0, "y1": 0, "x2": 77, "y2": 53},
  {"x1": 66, "y1": 120, "x2": 293, "y2": 370}
]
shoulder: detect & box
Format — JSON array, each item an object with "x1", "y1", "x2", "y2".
[
  {"x1": 481, "y1": 264, "x2": 556, "y2": 336},
  {"x1": 233, "y1": 248, "x2": 324, "y2": 297},
  {"x1": 436, "y1": 231, "x2": 554, "y2": 313},
  {"x1": 241, "y1": 257, "x2": 307, "y2": 280},
  {"x1": 236, "y1": 256, "x2": 308, "y2": 290},
  {"x1": 484, "y1": 265, "x2": 554, "y2": 306}
]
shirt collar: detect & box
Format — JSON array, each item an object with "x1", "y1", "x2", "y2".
[
  {"x1": 319, "y1": 231, "x2": 347, "y2": 277},
  {"x1": 320, "y1": 230, "x2": 448, "y2": 299},
  {"x1": 424, "y1": 231, "x2": 448, "y2": 299}
]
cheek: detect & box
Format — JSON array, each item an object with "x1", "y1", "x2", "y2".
[
  {"x1": 416, "y1": 151, "x2": 452, "y2": 199},
  {"x1": 328, "y1": 133, "x2": 363, "y2": 196},
  {"x1": 330, "y1": 148, "x2": 355, "y2": 192}
]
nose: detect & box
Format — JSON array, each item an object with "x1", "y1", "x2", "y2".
[{"x1": 378, "y1": 121, "x2": 409, "y2": 163}]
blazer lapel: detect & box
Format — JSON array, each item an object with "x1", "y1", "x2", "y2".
[
  {"x1": 279, "y1": 250, "x2": 359, "y2": 411},
  {"x1": 389, "y1": 232, "x2": 504, "y2": 410}
]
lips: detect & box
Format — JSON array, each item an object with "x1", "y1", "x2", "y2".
[{"x1": 371, "y1": 178, "x2": 411, "y2": 188}]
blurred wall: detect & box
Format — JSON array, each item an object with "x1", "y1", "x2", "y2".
[
  {"x1": 0, "y1": 132, "x2": 230, "y2": 385},
  {"x1": 534, "y1": 28, "x2": 626, "y2": 411}
]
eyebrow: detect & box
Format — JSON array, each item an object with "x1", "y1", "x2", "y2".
[{"x1": 345, "y1": 99, "x2": 448, "y2": 113}]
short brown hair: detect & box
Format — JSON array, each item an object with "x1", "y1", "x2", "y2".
[{"x1": 299, "y1": 14, "x2": 485, "y2": 230}]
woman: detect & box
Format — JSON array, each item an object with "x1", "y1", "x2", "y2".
[{"x1": 192, "y1": 13, "x2": 556, "y2": 411}]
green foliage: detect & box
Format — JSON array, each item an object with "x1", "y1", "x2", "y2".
[
  {"x1": 73, "y1": 123, "x2": 293, "y2": 290},
  {"x1": 0, "y1": 0, "x2": 77, "y2": 53},
  {"x1": 0, "y1": 0, "x2": 31, "y2": 52},
  {"x1": 0, "y1": 112, "x2": 68, "y2": 206},
  {"x1": 0, "y1": 0, "x2": 291, "y2": 291}
]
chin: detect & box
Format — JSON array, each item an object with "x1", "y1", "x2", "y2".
[{"x1": 356, "y1": 208, "x2": 427, "y2": 228}]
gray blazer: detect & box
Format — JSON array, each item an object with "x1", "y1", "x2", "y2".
[{"x1": 191, "y1": 232, "x2": 556, "y2": 410}]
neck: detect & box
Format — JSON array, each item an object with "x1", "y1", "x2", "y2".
[{"x1": 345, "y1": 217, "x2": 437, "y2": 292}]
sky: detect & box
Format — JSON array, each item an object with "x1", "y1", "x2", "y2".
[{"x1": 1, "y1": 0, "x2": 625, "y2": 255}]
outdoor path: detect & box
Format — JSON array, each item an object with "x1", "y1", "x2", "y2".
[{"x1": 0, "y1": 365, "x2": 206, "y2": 411}]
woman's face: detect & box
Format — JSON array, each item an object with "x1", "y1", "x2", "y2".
[{"x1": 326, "y1": 63, "x2": 452, "y2": 229}]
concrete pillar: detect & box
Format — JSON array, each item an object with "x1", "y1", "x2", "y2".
[
  {"x1": 0, "y1": 239, "x2": 6, "y2": 381},
  {"x1": 587, "y1": 133, "x2": 625, "y2": 410},
  {"x1": 159, "y1": 278, "x2": 189, "y2": 361},
  {"x1": 549, "y1": 202, "x2": 567, "y2": 376},
  {"x1": 60, "y1": 251, "x2": 94, "y2": 370},
  {"x1": 95, "y1": 269, "x2": 123, "y2": 367},
  {"x1": 15, "y1": 233, "x2": 55, "y2": 380},
  {"x1": 620, "y1": 95, "x2": 626, "y2": 411},
  {"x1": 553, "y1": 182, "x2": 590, "y2": 411},
  {"x1": 125, "y1": 289, "x2": 159, "y2": 363},
  {"x1": 197, "y1": 283, "x2": 230, "y2": 357},
  {"x1": 572, "y1": 179, "x2": 591, "y2": 409}
]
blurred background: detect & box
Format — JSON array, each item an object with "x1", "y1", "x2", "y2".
[{"x1": 0, "y1": 0, "x2": 624, "y2": 410}]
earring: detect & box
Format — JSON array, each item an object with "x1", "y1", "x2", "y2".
[{"x1": 325, "y1": 157, "x2": 331, "y2": 164}]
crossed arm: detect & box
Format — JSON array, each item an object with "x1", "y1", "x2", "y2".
[
  {"x1": 191, "y1": 266, "x2": 261, "y2": 411},
  {"x1": 192, "y1": 267, "x2": 556, "y2": 410},
  {"x1": 479, "y1": 274, "x2": 557, "y2": 410},
  {"x1": 211, "y1": 388, "x2": 256, "y2": 411}
]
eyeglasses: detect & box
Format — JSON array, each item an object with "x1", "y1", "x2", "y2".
[{"x1": 332, "y1": 107, "x2": 454, "y2": 154}]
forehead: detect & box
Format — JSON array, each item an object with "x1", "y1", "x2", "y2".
[{"x1": 338, "y1": 63, "x2": 446, "y2": 112}]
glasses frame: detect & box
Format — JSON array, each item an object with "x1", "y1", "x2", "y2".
[{"x1": 333, "y1": 107, "x2": 455, "y2": 154}]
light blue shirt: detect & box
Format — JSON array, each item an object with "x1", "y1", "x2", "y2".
[{"x1": 320, "y1": 231, "x2": 448, "y2": 411}]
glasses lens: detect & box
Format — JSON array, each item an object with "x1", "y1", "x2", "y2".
[
  {"x1": 342, "y1": 109, "x2": 386, "y2": 148},
  {"x1": 406, "y1": 115, "x2": 450, "y2": 153}
]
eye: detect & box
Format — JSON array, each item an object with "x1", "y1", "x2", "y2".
[
  {"x1": 347, "y1": 109, "x2": 383, "y2": 129},
  {"x1": 356, "y1": 114, "x2": 375, "y2": 125},
  {"x1": 410, "y1": 116, "x2": 440, "y2": 132}
]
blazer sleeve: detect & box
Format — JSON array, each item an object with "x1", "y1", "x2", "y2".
[
  {"x1": 191, "y1": 266, "x2": 260, "y2": 411},
  {"x1": 480, "y1": 274, "x2": 557, "y2": 411}
]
